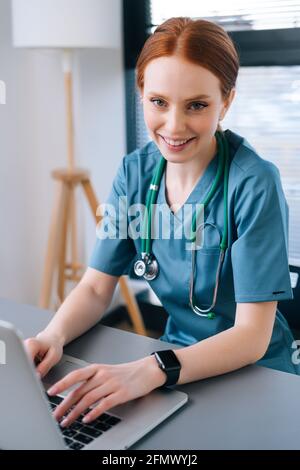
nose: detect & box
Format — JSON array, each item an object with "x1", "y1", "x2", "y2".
[{"x1": 163, "y1": 106, "x2": 187, "y2": 137}]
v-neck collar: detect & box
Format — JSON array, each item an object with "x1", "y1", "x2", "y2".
[{"x1": 156, "y1": 142, "x2": 220, "y2": 220}]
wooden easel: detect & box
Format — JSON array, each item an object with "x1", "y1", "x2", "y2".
[{"x1": 38, "y1": 51, "x2": 146, "y2": 336}]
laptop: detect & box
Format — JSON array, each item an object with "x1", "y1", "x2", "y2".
[{"x1": 0, "y1": 320, "x2": 188, "y2": 450}]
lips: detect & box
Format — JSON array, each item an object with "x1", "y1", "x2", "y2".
[
  {"x1": 159, "y1": 134, "x2": 196, "y2": 151},
  {"x1": 162, "y1": 135, "x2": 195, "y2": 144}
]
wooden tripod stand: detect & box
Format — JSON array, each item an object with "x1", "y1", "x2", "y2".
[
  {"x1": 39, "y1": 168, "x2": 146, "y2": 335},
  {"x1": 38, "y1": 51, "x2": 146, "y2": 336}
]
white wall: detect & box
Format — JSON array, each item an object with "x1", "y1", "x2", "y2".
[{"x1": 0, "y1": 0, "x2": 126, "y2": 306}]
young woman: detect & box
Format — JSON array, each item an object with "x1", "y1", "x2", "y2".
[{"x1": 26, "y1": 17, "x2": 297, "y2": 428}]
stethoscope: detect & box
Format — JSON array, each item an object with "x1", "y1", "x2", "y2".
[{"x1": 134, "y1": 130, "x2": 230, "y2": 319}]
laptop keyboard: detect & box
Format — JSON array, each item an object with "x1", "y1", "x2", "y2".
[{"x1": 47, "y1": 394, "x2": 122, "y2": 450}]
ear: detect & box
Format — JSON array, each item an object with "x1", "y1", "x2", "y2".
[{"x1": 220, "y1": 88, "x2": 236, "y2": 120}]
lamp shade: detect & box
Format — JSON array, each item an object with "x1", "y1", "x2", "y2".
[{"x1": 11, "y1": 0, "x2": 121, "y2": 48}]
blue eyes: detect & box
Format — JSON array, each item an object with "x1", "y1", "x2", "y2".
[
  {"x1": 189, "y1": 102, "x2": 207, "y2": 111},
  {"x1": 150, "y1": 98, "x2": 165, "y2": 107},
  {"x1": 150, "y1": 98, "x2": 207, "y2": 111}
]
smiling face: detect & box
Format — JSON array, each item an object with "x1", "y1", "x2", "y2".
[{"x1": 141, "y1": 55, "x2": 235, "y2": 164}]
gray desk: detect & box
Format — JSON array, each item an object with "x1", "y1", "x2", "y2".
[{"x1": 1, "y1": 297, "x2": 300, "y2": 450}]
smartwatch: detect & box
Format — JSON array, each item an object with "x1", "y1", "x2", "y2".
[{"x1": 151, "y1": 349, "x2": 181, "y2": 386}]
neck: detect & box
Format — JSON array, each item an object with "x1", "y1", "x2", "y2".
[{"x1": 165, "y1": 136, "x2": 217, "y2": 191}]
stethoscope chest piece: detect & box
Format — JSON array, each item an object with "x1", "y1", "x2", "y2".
[{"x1": 134, "y1": 255, "x2": 159, "y2": 281}]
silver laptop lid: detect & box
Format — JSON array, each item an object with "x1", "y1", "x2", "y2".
[
  {"x1": 0, "y1": 320, "x2": 188, "y2": 450},
  {"x1": 0, "y1": 320, "x2": 65, "y2": 450}
]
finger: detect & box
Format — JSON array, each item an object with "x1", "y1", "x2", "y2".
[
  {"x1": 24, "y1": 339, "x2": 42, "y2": 362},
  {"x1": 60, "y1": 382, "x2": 114, "y2": 427},
  {"x1": 48, "y1": 364, "x2": 97, "y2": 396},
  {"x1": 53, "y1": 374, "x2": 101, "y2": 421},
  {"x1": 82, "y1": 392, "x2": 121, "y2": 424},
  {"x1": 37, "y1": 348, "x2": 57, "y2": 378}
]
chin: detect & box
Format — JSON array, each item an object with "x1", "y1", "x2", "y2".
[
  {"x1": 159, "y1": 151, "x2": 195, "y2": 165},
  {"x1": 163, "y1": 155, "x2": 183, "y2": 164}
]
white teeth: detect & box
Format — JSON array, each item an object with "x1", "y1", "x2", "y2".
[{"x1": 163, "y1": 137, "x2": 191, "y2": 146}]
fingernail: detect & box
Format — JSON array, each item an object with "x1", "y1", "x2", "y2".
[
  {"x1": 82, "y1": 416, "x2": 90, "y2": 424},
  {"x1": 60, "y1": 419, "x2": 68, "y2": 427},
  {"x1": 47, "y1": 386, "x2": 57, "y2": 395}
]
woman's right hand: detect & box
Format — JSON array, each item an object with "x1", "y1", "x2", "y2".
[{"x1": 24, "y1": 332, "x2": 64, "y2": 378}]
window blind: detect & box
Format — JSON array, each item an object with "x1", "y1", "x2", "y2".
[{"x1": 150, "y1": 0, "x2": 300, "y2": 31}]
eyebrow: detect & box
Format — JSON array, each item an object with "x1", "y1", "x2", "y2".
[{"x1": 146, "y1": 92, "x2": 211, "y2": 100}]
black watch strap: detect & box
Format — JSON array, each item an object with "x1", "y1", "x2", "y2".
[{"x1": 151, "y1": 350, "x2": 181, "y2": 386}]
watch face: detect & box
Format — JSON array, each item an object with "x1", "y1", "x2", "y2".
[
  {"x1": 155, "y1": 350, "x2": 181, "y2": 371},
  {"x1": 154, "y1": 353, "x2": 165, "y2": 369},
  {"x1": 152, "y1": 350, "x2": 181, "y2": 387}
]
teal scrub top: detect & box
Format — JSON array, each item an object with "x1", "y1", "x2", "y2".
[{"x1": 89, "y1": 129, "x2": 298, "y2": 375}]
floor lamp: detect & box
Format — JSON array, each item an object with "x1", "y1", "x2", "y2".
[{"x1": 11, "y1": 0, "x2": 146, "y2": 335}]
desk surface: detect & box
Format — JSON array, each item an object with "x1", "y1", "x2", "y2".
[{"x1": 1, "y1": 297, "x2": 300, "y2": 450}]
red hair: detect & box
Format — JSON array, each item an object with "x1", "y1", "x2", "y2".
[{"x1": 136, "y1": 17, "x2": 239, "y2": 101}]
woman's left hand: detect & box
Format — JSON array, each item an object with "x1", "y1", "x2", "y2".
[{"x1": 47, "y1": 356, "x2": 166, "y2": 427}]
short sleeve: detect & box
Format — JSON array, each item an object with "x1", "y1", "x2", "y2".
[
  {"x1": 88, "y1": 158, "x2": 137, "y2": 276},
  {"x1": 231, "y1": 162, "x2": 293, "y2": 302}
]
